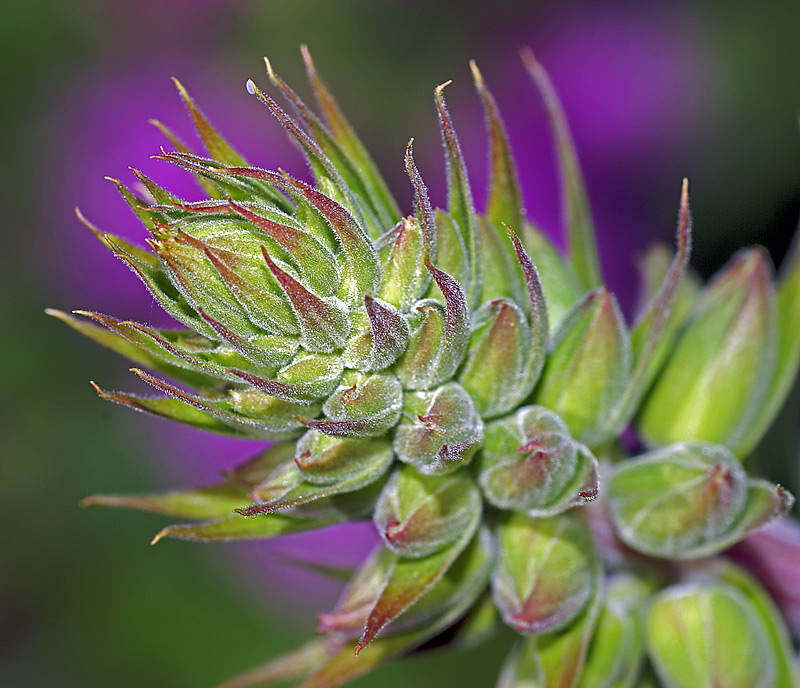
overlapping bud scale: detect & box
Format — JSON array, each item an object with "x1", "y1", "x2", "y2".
[{"x1": 56, "y1": 48, "x2": 800, "y2": 688}]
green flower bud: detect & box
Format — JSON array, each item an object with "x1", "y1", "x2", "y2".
[
  {"x1": 492, "y1": 512, "x2": 597, "y2": 635},
  {"x1": 460, "y1": 298, "x2": 531, "y2": 416},
  {"x1": 393, "y1": 382, "x2": 483, "y2": 475},
  {"x1": 302, "y1": 370, "x2": 402, "y2": 437},
  {"x1": 646, "y1": 584, "x2": 776, "y2": 688},
  {"x1": 479, "y1": 405, "x2": 598, "y2": 515},
  {"x1": 639, "y1": 247, "x2": 778, "y2": 451},
  {"x1": 373, "y1": 464, "x2": 482, "y2": 558},
  {"x1": 534, "y1": 287, "x2": 631, "y2": 447},
  {"x1": 607, "y1": 442, "x2": 794, "y2": 559},
  {"x1": 577, "y1": 575, "x2": 653, "y2": 688},
  {"x1": 341, "y1": 295, "x2": 410, "y2": 372},
  {"x1": 293, "y1": 430, "x2": 394, "y2": 485},
  {"x1": 378, "y1": 216, "x2": 431, "y2": 310},
  {"x1": 395, "y1": 261, "x2": 469, "y2": 390}
]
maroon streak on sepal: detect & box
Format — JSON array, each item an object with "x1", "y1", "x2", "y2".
[{"x1": 405, "y1": 140, "x2": 436, "y2": 258}]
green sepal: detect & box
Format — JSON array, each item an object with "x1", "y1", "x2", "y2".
[
  {"x1": 172, "y1": 77, "x2": 248, "y2": 166},
  {"x1": 301, "y1": 46, "x2": 402, "y2": 232},
  {"x1": 520, "y1": 222, "x2": 581, "y2": 332},
  {"x1": 498, "y1": 559, "x2": 602, "y2": 688},
  {"x1": 262, "y1": 170, "x2": 381, "y2": 303},
  {"x1": 378, "y1": 216, "x2": 431, "y2": 311},
  {"x1": 90, "y1": 378, "x2": 300, "y2": 439},
  {"x1": 153, "y1": 149, "x2": 292, "y2": 210},
  {"x1": 186, "y1": 198, "x2": 340, "y2": 298},
  {"x1": 470, "y1": 61, "x2": 523, "y2": 233},
  {"x1": 460, "y1": 225, "x2": 548, "y2": 418},
  {"x1": 70, "y1": 309, "x2": 288, "y2": 383},
  {"x1": 426, "y1": 210, "x2": 469, "y2": 295},
  {"x1": 261, "y1": 246, "x2": 350, "y2": 353},
  {"x1": 601, "y1": 181, "x2": 693, "y2": 436},
  {"x1": 304, "y1": 371, "x2": 402, "y2": 437},
  {"x1": 435, "y1": 83, "x2": 480, "y2": 309},
  {"x1": 646, "y1": 583, "x2": 779, "y2": 688},
  {"x1": 263, "y1": 57, "x2": 384, "y2": 237},
  {"x1": 292, "y1": 432, "x2": 393, "y2": 486},
  {"x1": 459, "y1": 298, "x2": 532, "y2": 417},
  {"x1": 81, "y1": 483, "x2": 250, "y2": 520},
  {"x1": 736, "y1": 229, "x2": 800, "y2": 455},
  {"x1": 104, "y1": 175, "x2": 178, "y2": 230},
  {"x1": 223, "y1": 441, "x2": 302, "y2": 488},
  {"x1": 395, "y1": 262, "x2": 469, "y2": 390},
  {"x1": 86, "y1": 439, "x2": 293, "y2": 523},
  {"x1": 354, "y1": 509, "x2": 484, "y2": 654},
  {"x1": 534, "y1": 288, "x2": 631, "y2": 447},
  {"x1": 480, "y1": 406, "x2": 598, "y2": 515},
  {"x1": 154, "y1": 231, "x2": 270, "y2": 342},
  {"x1": 492, "y1": 511, "x2": 598, "y2": 636},
  {"x1": 148, "y1": 117, "x2": 224, "y2": 199},
  {"x1": 77, "y1": 209, "x2": 218, "y2": 339},
  {"x1": 522, "y1": 50, "x2": 602, "y2": 292},
  {"x1": 373, "y1": 464, "x2": 483, "y2": 558},
  {"x1": 296, "y1": 528, "x2": 493, "y2": 688},
  {"x1": 112, "y1": 367, "x2": 313, "y2": 437},
  {"x1": 639, "y1": 247, "x2": 778, "y2": 452},
  {"x1": 404, "y1": 140, "x2": 436, "y2": 260},
  {"x1": 238, "y1": 438, "x2": 393, "y2": 515},
  {"x1": 245, "y1": 78, "x2": 363, "y2": 232},
  {"x1": 607, "y1": 442, "x2": 794, "y2": 559},
  {"x1": 232, "y1": 352, "x2": 343, "y2": 405},
  {"x1": 576, "y1": 575, "x2": 654, "y2": 688},
  {"x1": 716, "y1": 561, "x2": 800, "y2": 688},
  {"x1": 474, "y1": 216, "x2": 528, "y2": 308},
  {"x1": 394, "y1": 383, "x2": 484, "y2": 475},
  {"x1": 342, "y1": 296, "x2": 410, "y2": 372},
  {"x1": 46, "y1": 309, "x2": 221, "y2": 390},
  {"x1": 150, "y1": 510, "x2": 347, "y2": 544}
]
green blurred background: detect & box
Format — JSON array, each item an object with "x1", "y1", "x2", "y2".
[{"x1": 3, "y1": 1, "x2": 800, "y2": 686}]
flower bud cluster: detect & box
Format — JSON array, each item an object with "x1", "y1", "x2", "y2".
[{"x1": 59, "y1": 49, "x2": 800, "y2": 688}]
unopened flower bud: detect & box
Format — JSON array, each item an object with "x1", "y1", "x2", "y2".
[
  {"x1": 607, "y1": 442, "x2": 793, "y2": 559},
  {"x1": 647, "y1": 584, "x2": 777, "y2": 688},
  {"x1": 479, "y1": 405, "x2": 598, "y2": 515},
  {"x1": 393, "y1": 383, "x2": 483, "y2": 475},
  {"x1": 491, "y1": 512, "x2": 597, "y2": 635},
  {"x1": 640, "y1": 247, "x2": 777, "y2": 450},
  {"x1": 373, "y1": 464, "x2": 482, "y2": 558},
  {"x1": 533, "y1": 287, "x2": 631, "y2": 446}
]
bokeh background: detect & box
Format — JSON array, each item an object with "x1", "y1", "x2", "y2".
[{"x1": 3, "y1": 1, "x2": 800, "y2": 686}]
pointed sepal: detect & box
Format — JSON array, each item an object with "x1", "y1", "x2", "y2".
[
  {"x1": 239, "y1": 439, "x2": 393, "y2": 515},
  {"x1": 522, "y1": 49, "x2": 602, "y2": 291},
  {"x1": 470, "y1": 60, "x2": 523, "y2": 232},
  {"x1": 304, "y1": 371, "x2": 402, "y2": 437},
  {"x1": 395, "y1": 261, "x2": 469, "y2": 390},
  {"x1": 435, "y1": 82, "x2": 480, "y2": 309},
  {"x1": 640, "y1": 247, "x2": 778, "y2": 452}
]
